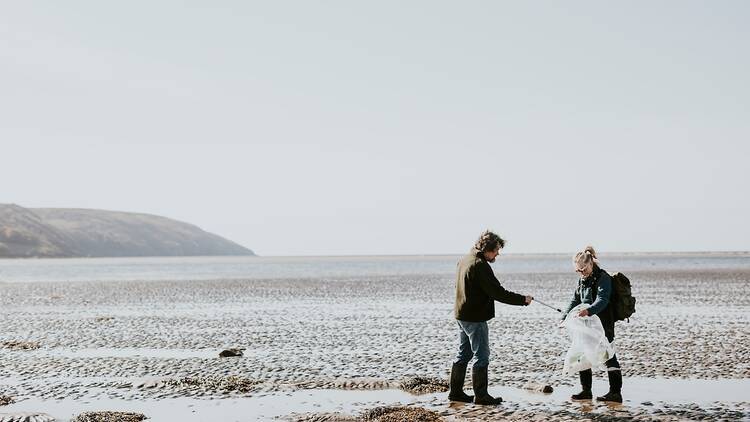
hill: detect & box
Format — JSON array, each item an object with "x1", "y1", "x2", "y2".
[{"x1": 0, "y1": 204, "x2": 254, "y2": 258}]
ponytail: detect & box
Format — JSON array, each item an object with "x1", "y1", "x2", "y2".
[{"x1": 574, "y1": 245, "x2": 598, "y2": 267}]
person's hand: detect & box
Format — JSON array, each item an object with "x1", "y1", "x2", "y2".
[
  {"x1": 524, "y1": 295, "x2": 533, "y2": 305},
  {"x1": 577, "y1": 308, "x2": 590, "y2": 317}
]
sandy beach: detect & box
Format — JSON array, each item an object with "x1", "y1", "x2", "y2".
[{"x1": 1, "y1": 256, "x2": 748, "y2": 421}]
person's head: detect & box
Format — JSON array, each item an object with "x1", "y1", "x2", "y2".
[
  {"x1": 474, "y1": 230, "x2": 505, "y2": 263},
  {"x1": 573, "y1": 246, "x2": 598, "y2": 278}
]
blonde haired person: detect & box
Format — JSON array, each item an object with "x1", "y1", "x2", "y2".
[{"x1": 561, "y1": 246, "x2": 623, "y2": 403}]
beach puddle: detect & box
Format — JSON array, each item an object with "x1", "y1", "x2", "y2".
[
  {"x1": 2, "y1": 378, "x2": 748, "y2": 421},
  {"x1": 612, "y1": 377, "x2": 750, "y2": 404},
  {"x1": 1, "y1": 390, "x2": 422, "y2": 422},
  {"x1": 489, "y1": 377, "x2": 750, "y2": 405}
]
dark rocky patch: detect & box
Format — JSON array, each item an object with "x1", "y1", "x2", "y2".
[
  {"x1": 360, "y1": 406, "x2": 442, "y2": 422},
  {"x1": 1, "y1": 341, "x2": 40, "y2": 350},
  {"x1": 138, "y1": 376, "x2": 258, "y2": 394},
  {"x1": 398, "y1": 377, "x2": 448, "y2": 395},
  {"x1": 72, "y1": 411, "x2": 147, "y2": 422},
  {"x1": 286, "y1": 413, "x2": 358, "y2": 422}
]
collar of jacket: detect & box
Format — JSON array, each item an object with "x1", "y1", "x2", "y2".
[{"x1": 580, "y1": 265, "x2": 602, "y2": 286}]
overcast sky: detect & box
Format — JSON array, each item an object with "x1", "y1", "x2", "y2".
[{"x1": 2, "y1": 2, "x2": 748, "y2": 256}]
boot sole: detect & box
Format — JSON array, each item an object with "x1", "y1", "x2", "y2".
[{"x1": 474, "y1": 400, "x2": 503, "y2": 405}]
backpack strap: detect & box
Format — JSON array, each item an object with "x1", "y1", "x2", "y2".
[
  {"x1": 594, "y1": 268, "x2": 616, "y2": 321},
  {"x1": 586, "y1": 268, "x2": 606, "y2": 315},
  {"x1": 592, "y1": 270, "x2": 599, "y2": 295}
]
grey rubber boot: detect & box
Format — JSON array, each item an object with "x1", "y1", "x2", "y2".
[
  {"x1": 448, "y1": 362, "x2": 473, "y2": 403},
  {"x1": 571, "y1": 369, "x2": 593, "y2": 400},
  {"x1": 472, "y1": 366, "x2": 502, "y2": 405},
  {"x1": 596, "y1": 369, "x2": 623, "y2": 403}
]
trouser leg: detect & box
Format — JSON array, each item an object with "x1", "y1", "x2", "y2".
[
  {"x1": 465, "y1": 321, "x2": 489, "y2": 369},
  {"x1": 453, "y1": 321, "x2": 473, "y2": 365},
  {"x1": 456, "y1": 320, "x2": 500, "y2": 405}
]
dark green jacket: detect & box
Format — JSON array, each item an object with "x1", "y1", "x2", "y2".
[
  {"x1": 454, "y1": 250, "x2": 527, "y2": 322},
  {"x1": 562, "y1": 265, "x2": 615, "y2": 339}
]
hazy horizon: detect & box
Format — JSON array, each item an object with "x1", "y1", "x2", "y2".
[
  {"x1": 2, "y1": 2, "x2": 749, "y2": 256},
  {"x1": 4, "y1": 201, "x2": 750, "y2": 256}
]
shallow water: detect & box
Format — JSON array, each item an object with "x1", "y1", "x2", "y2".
[
  {"x1": 2, "y1": 390, "x2": 411, "y2": 422},
  {"x1": 3, "y1": 378, "x2": 749, "y2": 422},
  {"x1": 1, "y1": 253, "x2": 749, "y2": 282}
]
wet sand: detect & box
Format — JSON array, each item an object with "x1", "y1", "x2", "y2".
[{"x1": 1, "y1": 268, "x2": 748, "y2": 421}]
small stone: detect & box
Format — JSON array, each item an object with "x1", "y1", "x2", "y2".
[
  {"x1": 522, "y1": 382, "x2": 553, "y2": 394},
  {"x1": 219, "y1": 348, "x2": 244, "y2": 358},
  {"x1": 94, "y1": 316, "x2": 115, "y2": 322}
]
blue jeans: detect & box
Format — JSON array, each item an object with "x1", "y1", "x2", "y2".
[{"x1": 453, "y1": 320, "x2": 490, "y2": 368}]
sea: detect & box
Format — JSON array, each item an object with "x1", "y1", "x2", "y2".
[{"x1": 1, "y1": 252, "x2": 749, "y2": 283}]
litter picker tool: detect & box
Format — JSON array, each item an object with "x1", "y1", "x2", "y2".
[{"x1": 534, "y1": 298, "x2": 562, "y2": 313}]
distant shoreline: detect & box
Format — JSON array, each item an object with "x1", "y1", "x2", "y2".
[
  {"x1": 2, "y1": 250, "x2": 749, "y2": 260},
  {"x1": 252, "y1": 251, "x2": 750, "y2": 258}
]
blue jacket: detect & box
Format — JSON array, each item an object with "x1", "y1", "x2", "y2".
[{"x1": 562, "y1": 266, "x2": 615, "y2": 338}]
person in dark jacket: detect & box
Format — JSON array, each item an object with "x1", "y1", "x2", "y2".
[
  {"x1": 561, "y1": 246, "x2": 623, "y2": 403},
  {"x1": 448, "y1": 230, "x2": 533, "y2": 405}
]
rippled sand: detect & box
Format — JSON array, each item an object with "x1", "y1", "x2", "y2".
[{"x1": 1, "y1": 269, "x2": 748, "y2": 421}]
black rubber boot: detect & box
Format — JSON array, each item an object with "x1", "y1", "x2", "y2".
[
  {"x1": 571, "y1": 369, "x2": 592, "y2": 400},
  {"x1": 472, "y1": 366, "x2": 502, "y2": 405},
  {"x1": 596, "y1": 369, "x2": 623, "y2": 403},
  {"x1": 448, "y1": 362, "x2": 473, "y2": 403}
]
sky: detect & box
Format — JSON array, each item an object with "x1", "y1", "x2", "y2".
[{"x1": 1, "y1": 1, "x2": 749, "y2": 256}]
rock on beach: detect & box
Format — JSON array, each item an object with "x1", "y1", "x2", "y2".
[
  {"x1": 398, "y1": 377, "x2": 449, "y2": 395},
  {"x1": 71, "y1": 411, "x2": 147, "y2": 422}
]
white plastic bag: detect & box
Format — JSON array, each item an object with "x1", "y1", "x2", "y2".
[{"x1": 561, "y1": 304, "x2": 615, "y2": 375}]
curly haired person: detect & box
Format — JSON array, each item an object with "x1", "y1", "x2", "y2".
[{"x1": 448, "y1": 230, "x2": 533, "y2": 405}]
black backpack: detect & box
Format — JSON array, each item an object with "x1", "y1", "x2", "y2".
[{"x1": 608, "y1": 272, "x2": 636, "y2": 322}]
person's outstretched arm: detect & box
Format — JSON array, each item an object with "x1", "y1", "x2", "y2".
[{"x1": 476, "y1": 262, "x2": 528, "y2": 306}]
